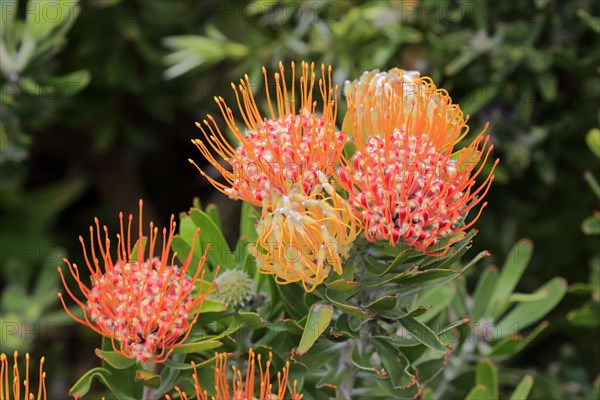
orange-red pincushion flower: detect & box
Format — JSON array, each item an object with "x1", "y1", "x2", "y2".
[
  {"x1": 1, "y1": 351, "x2": 46, "y2": 400},
  {"x1": 190, "y1": 61, "x2": 346, "y2": 206},
  {"x1": 57, "y1": 200, "x2": 217, "y2": 363},
  {"x1": 166, "y1": 349, "x2": 302, "y2": 400},
  {"x1": 338, "y1": 69, "x2": 498, "y2": 254},
  {"x1": 251, "y1": 175, "x2": 359, "y2": 292}
]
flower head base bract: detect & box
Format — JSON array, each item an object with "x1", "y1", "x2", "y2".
[
  {"x1": 57, "y1": 200, "x2": 217, "y2": 363},
  {"x1": 252, "y1": 174, "x2": 359, "y2": 292},
  {"x1": 339, "y1": 69, "x2": 498, "y2": 254},
  {"x1": 190, "y1": 61, "x2": 345, "y2": 206},
  {"x1": 166, "y1": 349, "x2": 302, "y2": 400},
  {"x1": 1, "y1": 351, "x2": 46, "y2": 400}
]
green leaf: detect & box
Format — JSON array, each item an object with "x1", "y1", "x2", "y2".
[
  {"x1": 237, "y1": 311, "x2": 265, "y2": 328},
  {"x1": 486, "y1": 239, "x2": 533, "y2": 318},
  {"x1": 136, "y1": 369, "x2": 161, "y2": 388},
  {"x1": 414, "y1": 284, "x2": 456, "y2": 323},
  {"x1": 466, "y1": 385, "x2": 489, "y2": 400},
  {"x1": 536, "y1": 73, "x2": 557, "y2": 101},
  {"x1": 94, "y1": 349, "x2": 137, "y2": 370},
  {"x1": 99, "y1": 338, "x2": 144, "y2": 398},
  {"x1": 445, "y1": 49, "x2": 481, "y2": 76},
  {"x1": 438, "y1": 318, "x2": 472, "y2": 338},
  {"x1": 377, "y1": 245, "x2": 421, "y2": 276},
  {"x1": 173, "y1": 340, "x2": 223, "y2": 354},
  {"x1": 326, "y1": 278, "x2": 360, "y2": 291},
  {"x1": 509, "y1": 375, "x2": 534, "y2": 400},
  {"x1": 472, "y1": 266, "x2": 499, "y2": 320},
  {"x1": 325, "y1": 290, "x2": 370, "y2": 318},
  {"x1": 582, "y1": 212, "x2": 600, "y2": 235},
  {"x1": 508, "y1": 291, "x2": 548, "y2": 303},
  {"x1": 586, "y1": 128, "x2": 600, "y2": 158},
  {"x1": 488, "y1": 321, "x2": 547, "y2": 360},
  {"x1": 496, "y1": 278, "x2": 567, "y2": 336},
  {"x1": 365, "y1": 268, "x2": 457, "y2": 288},
  {"x1": 578, "y1": 9, "x2": 600, "y2": 34},
  {"x1": 25, "y1": 0, "x2": 79, "y2": 40},
  {"x1": 130, "y1": 236, "x2": 147, "y2": 262},
  {"x1": 415, "y1": 358, "x2": 446, "y2": 384},
  {"x1": 583, "y1": 171, "x2": 600, "y2": 199},
  {"x1": 466, "y1": 359, "x2": 498, "y2": 400},
  {"x1": 297, "y1": 303, "x2": 334, "y2": 355},
  {"x1": 400, "y1": 317, "x2": 448, "y2": 353},
  {"x1": 200, "y1": 298, "x2": 227, "y2": 313},
  {"x1": 567, "y1": 307, "x2": 600, "y2": 327},
  {"x1": 189, "y1": 209, "x2": 233, "y2": 270},
  {"x1": 69, "y1": 367, "x2": 112, "y2": 398},
  {"x1": 365, "y1": 295, "x2": 399, "y2": 311},
  {"x1": 172, "y1": 217, "x2": 202, "y2": 270},
  {"x1": 351, "y1": 343, "x2": 384, "y2": 375},
  {"x1": 568, "y1": 283, "x2": 598, "y2": 296},
  {"x1": 164, "y1": 355, "x2": 217, "y2": 371},
  {"x1": 40, "y1": 69, "x2": 90, "y2": 96},
  {"x1": 205, "y1": 203, "x2": 222, "y2": 229},
  {"x1": 277, "y1": 282, "x2": 310, "y2": 319},
  {"x1": 373, "y1": 339, "x2": 415, "y2": 389}
]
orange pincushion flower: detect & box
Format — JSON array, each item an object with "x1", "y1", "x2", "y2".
[
  {"x1": 252, "y1": 176, "x2": 359, "y2": 292},
  {"x1": 190, "y1": 61, "x2": 345, "y2": 206},
  {"x1": 166, "y1": 350, "x2": 302, "y2": 400},
  {"x1": 57, "y1": 200, "x2": 218, "y2": 363},
  {"x1": 338, "y1": 69, "x2": 498, "y2": 254},
  {"x1": 1, "y1": 351, "x2": 46, "y2": 400}
]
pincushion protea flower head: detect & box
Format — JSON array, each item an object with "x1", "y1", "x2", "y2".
[
  {"x1": 166, "y1": 349, "x2": 302, "y2": 400},
  {"x1": 339, "y1": 69, "x2": 498, "y2": 254},
  {"x1": 251, "y1": 173, "x2": 359, "y2": 292},
  {"x1": 57, "y1": 200, "x2": 218, "y2": 363},
  {"x1": 1, "y1": 351, "x2": 46, "y2": 400},
  {"x1": 190, "y1": 61, "x2": 346, "y2": 206}
]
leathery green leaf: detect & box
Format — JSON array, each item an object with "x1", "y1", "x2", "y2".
[
  {"x1": 486, "y1": 239, "x2": 533, "y2": 318},
  {"x1": 496, "y1": 278, "x2": 567, "y2": 336},
  {"x1": 466, "y1": 359, "x2": 498, "y2": 400},
  {"x1": 400, "y1": 317, "x2": 448, "y2": 353},
  {"x1": 509, "y1": 375, "x2": 534, "y2": 400},
  {"x1": 94, "y1": 349, "x2": 136, "y2": 370},
  {"x1": 173, "y1": 340, "x2": 223, "y2": 354},
  {"x1": 297, "y1": 303, "x2": 334, "y2": 355}
]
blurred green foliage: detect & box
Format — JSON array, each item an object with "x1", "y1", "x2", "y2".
[{"x1": 0, "y1": 0, "x2": 598, "y2": 398}]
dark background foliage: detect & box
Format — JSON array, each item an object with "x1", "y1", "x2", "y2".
[{"x1": 1, "y1": 0, "x2": 598, "y2": 398}]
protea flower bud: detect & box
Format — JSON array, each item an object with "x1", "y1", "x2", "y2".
[{"x1": 213, "y1": 269, "x2": 256, "y2": 308}]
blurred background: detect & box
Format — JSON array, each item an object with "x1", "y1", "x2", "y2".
[{"x1": 1, "y1": 0, "x2": 598, "y2": 398}]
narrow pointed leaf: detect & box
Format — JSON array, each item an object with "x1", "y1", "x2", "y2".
[
  {"x1": 400, "y1": 317, "x2": 448, "y2": 353},
  {"x1": 486, "y1": 239, "x2": 533, "y2": 318},
  {"x1": 509, "y1": 375, "x2": 534, "y2": 400},
  {"x1": 173, "y1": 340, "x2": 223, "y2": 354},
  {"x1": 467, "y1": 359, "x2": 498, "y2": 400},
  {"x1": 496, "y1": 278, "x2": 567, "y2": 336},
  {"x1": 472, "y1": 266, "x2": 498, "y2": 320}
]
